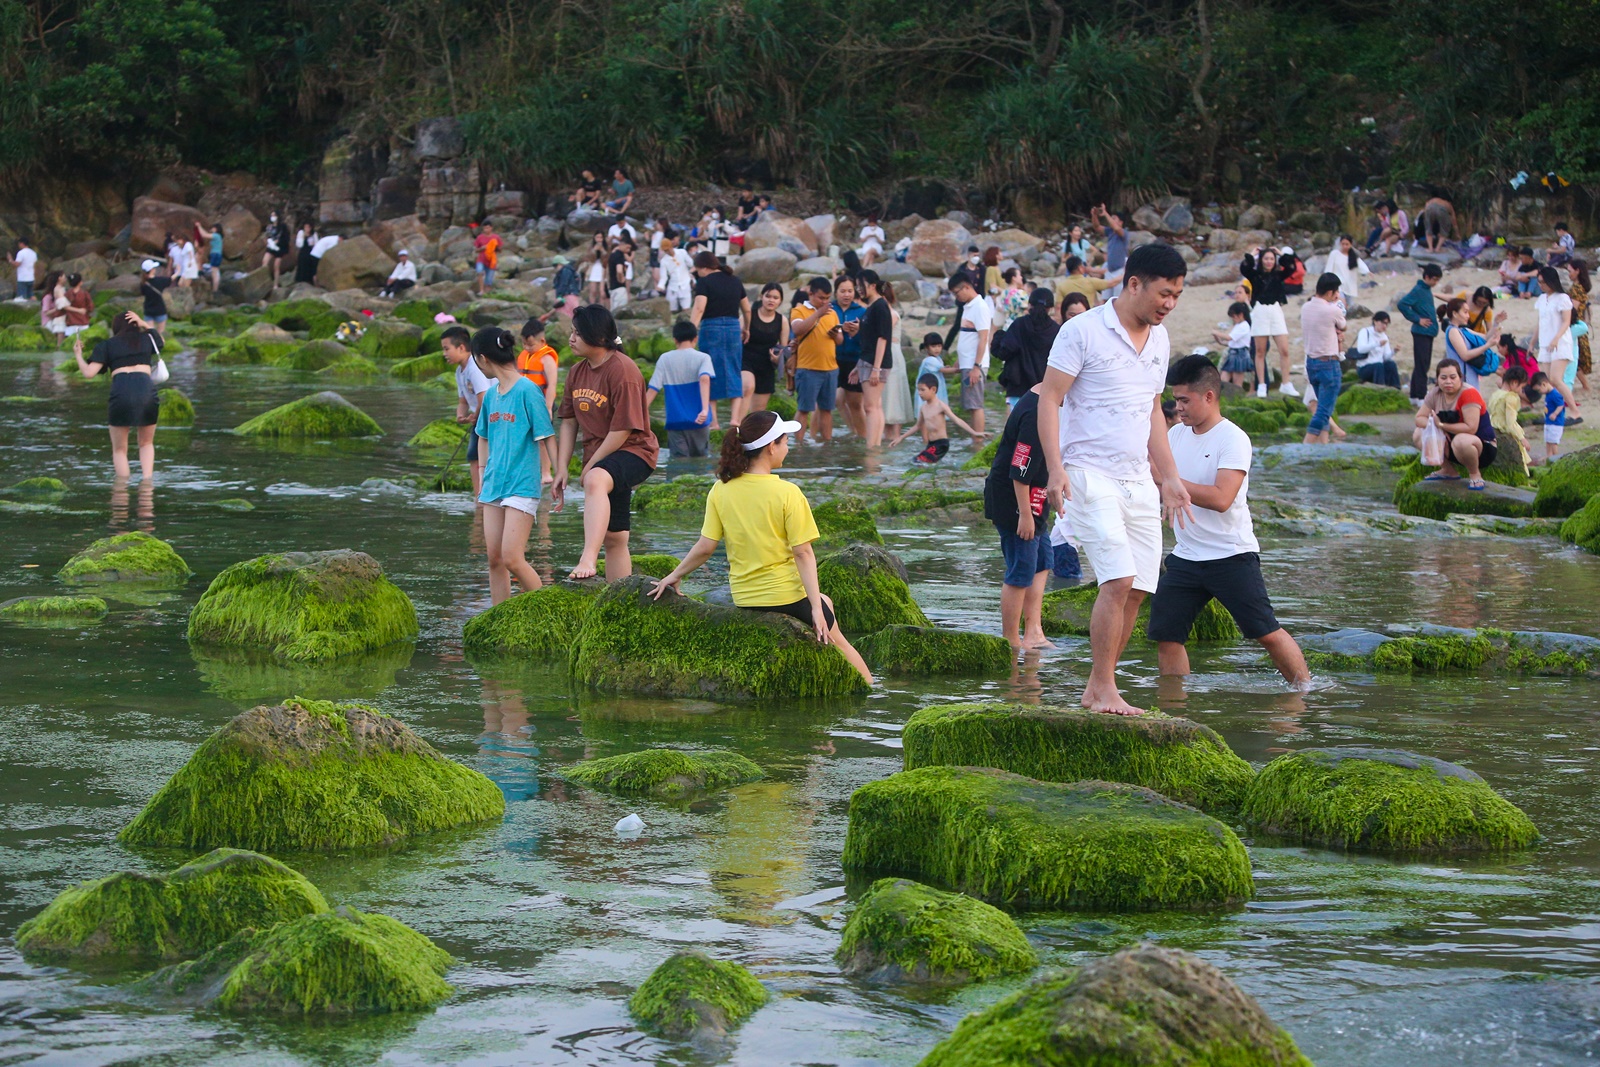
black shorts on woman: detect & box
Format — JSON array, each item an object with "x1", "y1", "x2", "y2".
[{"x1": 741, "y1": 596, "x2": 836, "y2": 633}]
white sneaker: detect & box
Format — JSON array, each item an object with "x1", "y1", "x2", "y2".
[
  {"x1": 1279, "y1": 381, "x2": 1301, "y2": 397},
  {"x1": 1256, "y1": 382, "x2": 1268, "y2": 398}
]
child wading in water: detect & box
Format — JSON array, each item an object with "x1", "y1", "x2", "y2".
[
  {"x1": 472, "y1": 326, "x2": 557, "y2": 604},
  {"x1": 890, "y1": 373, "x2": 984, "y2": 463},
  {"x1": 649, "y1": 410, "x2": 873, "y2": 685}
]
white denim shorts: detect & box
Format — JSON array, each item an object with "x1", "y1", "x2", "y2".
[
  {"x1": 1249, "y1": 302, "x2": 1287, "y2": 337},
  {"x1": 1066, "y1": 468, "x2": 1162, "y2": 593},
  {"x1": 484, "y1": 495, "x2": 538, "y2": 516},
  {"x1": 1545, "y1": 424, "x2": 1565, "y2": 445}
]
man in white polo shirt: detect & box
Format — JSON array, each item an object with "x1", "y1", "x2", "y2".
[{"x1": 1037, "y1": 242, "x2": 1193, "y2": 716}]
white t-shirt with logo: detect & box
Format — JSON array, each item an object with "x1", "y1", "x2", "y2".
[
  {"x1": 456, "y1": 358, "x2": 492, "y2": 413},
  {"x1": 1168, "y1": 418, "x2": 1258, "y2": 561},
  {"x1": 1046, "y1": 299, "x2": 1170, "y2": 481},
  {"x1": 957, "y1": 296, "x2": 993, "y2": 370},
  {"x1": 14, "y1": 247, "x2": 37, "y2": 282}
]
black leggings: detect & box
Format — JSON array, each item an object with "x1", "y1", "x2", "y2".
[{"x1": 1410, "y1": 333, "x2": 1434, "y2": 400}]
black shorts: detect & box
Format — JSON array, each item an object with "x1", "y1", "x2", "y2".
[
  {"x1": 107, "y1": 371, "x2": 159, "y2": 428},
  {"x1": 592, "y1": 450, "x2": 653, "y2": 532},
  {"x1": 837, "y1": 356, "x2": 862, "y2": 393},
  {"x1": 915, "y1": 439, "x2": 950, "y2": 463},
  {"x1": 743, "y1": 596, "x2": 836, "y2": 633},
  {"x1": 742, "y1": 349, "x2": 776, "y2": 395},
  {"x1": 1478, "y1": 440, "x2": 1498, "y2": 469},
  {"x1": 1147, "y1": 552, "x2": 1281, "y2": 642}
]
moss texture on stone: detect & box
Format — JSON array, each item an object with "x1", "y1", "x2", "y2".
[
  {"x1": 843, "y1": 766, "x2": 1252, "y2": 911},
  {"x1": 630, "y1": 474, "x2": 714, "y2": 514},
  {"x1": 629, "y1": 949, "x2": 768, "y2": 1040},
  {"x1": 961, "y1": 437, "x2": 1000, "y2": 471},
  {"x1": 837, "y1": 877, "x2": 1037, "y2": 986},
  {"x1": 562, "y1": 748, "x2": 765, "y2": 799},
  {"x1": 901, "y1": 702, "x2": 1256, "y2": 814},
  {"x1": 156, "y1": 387, "x2": 195, "y2": 426},
  {"x1": 1392, "y1": 457, "x2": 1533, "y2": 519},
  {"x1": 58, "y1": 531, "x2": 191, "y2": 585},
  {"x1": 393, "y1": 298, "x2": 444, "y2": 327},
  {"x1": 1298, "y1": 625, "x2": 1600, "y2": 675},
  {"x1": 919, "y1": 944, "x2": 1311, "y2": 1067},
  {"x1": 817, "y1": 542, "x2": 928, "y2": 633},
  {"x1": 1534, "y1": 443, "x2": 1600, "y2": 517},
  {"x1": 388, "y1": 352, "x2": 450, "y2": 381},
  {"x1": 15, "y1": 848, "x2": 328, "y2": 963},
  {"x1": 319, "y1": 354, "x2": 382, "y2": 378},
  {"x1": 357, "y1": 320, "x2": 424, "y2": 361},
  {"x1": 407, "y1": 418, "x2": 468, "y2": 449},
  {"x1": 1559, "y1": 492, "x2": 1600, "y2": 553},
  {"x1": 1, "y1": 476, "x2": 67, "y2": 499},
  {"x1": 262, "y1": 298, "x2": 343, "y2": 339},
  {"x1": 234, "y1": 390, "x2": 383, "y2": 438},
  {"x1": 1332, "y1": 382, "x2": 1413, "y2": 416},
  {"x1": 1040, "y1": 582, "x2": 1239, "y2": 642},
  {"x1": 187, "y1": 549, "x2": 418, "y2": 662},
  {"x1": 278, "y1": 339, "x2": 351, "y2": 371},
  {"x1": 811, "y1": 499, "x2": 884, "y2": 546},
  {"x1": 119, "y1": 698, "x2": 505, "y2": 852},
  {"x1": 595, "y1": 552, "x2": 681, "y2": 579},
  {"x1": 462, "y1": 582, "x2": 600, "y2": 658},
  {"x1": 0, "y1": 594, "x2": 107, "y2": 621},
  {"x1": 1240, "y1": 746, "x2": 1539, "y2": 852},
  {"x1": 571, "y1": 576, "x2": 869, "y2": 699},
  {"x1": 856, "y1": 626, "x2": 1013, "y2": 675}
]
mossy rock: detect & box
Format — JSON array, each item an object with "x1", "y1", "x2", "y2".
[
  {"x1": 629, "y1": 949, "x2": 768, "y2": 1040},
  {"x1": 901, "y1": 703, "x2": 1256, "y2": 815},
  {"x1": 389, "y1": 352, "x2": 450, "y2": 381},
  {"x1": 920, "y1": 944, "x2": 1311, "y2": 1067},
  {"x1": 262, "y1": 298, "x2": 343, "y2": 339},
  {"x1": 418, "y1": 323, "x2": 447, "y2": 354},
  {"x1": 393, "y1": 298, "x2": 444, "y2": 328},
  {"x1": 0, "y1": 394, "x2": 49, "y2": 403},
  {"x1": 765, "y1": 392, "x2": 798, "y2": 419},
  {"x1": 595, "y1": 552, "x2": 680, "y2": 579},
  {"x1": 1392, "y1": 456, "x2": 1533, "y2": 519},
  {"x1": 277, "y1": 338, "x2": 351, "y2": 371},
  {"x1": 0, "y1": 594, "x2": 107, "y2": 622},
  {"x1": 209, "y1": 323, "x2": 300, "y2": 366},
  {"x1": 856, "y1": 626, "x2": 1012, "y2": 675},
  {"x1": 407, "y1": 418, "x2": 468, "y2": 450},
  {"x1": 1, "y1": 476, "x2": 67, "y2": 500},
  {"x1": 1298, "y1": 624, "x2": 1600, "y2": 675},
  {"x1": 357, "y1": 319, "x2": 424, "y2": 360},
  {"x1": 817, "y1": 542, "x2": 927, "y2": 633},
  {"x1": 187, "y1": 549, "x2": 418, "y2": 662},
  {"x1": 1040, "y1": 582, "x2": 1240, "y2": 642},
  {"x1": 1225, "y1": 407, "x2": 1287, "y2": 435},
  {"x1": 58, "y1": 531, "x2": 191, "y2": 586},
  {"x1": 570, "y1": 576, "x2": 870, "y2": 699},
  {"x1": 234, "y1": 390, "x2": 382, "y2": 438},
  {"x1": 15, "y1": 848, "x2": 328, "y2": 964},
  {"x1": 319, "y1": 354, "x2": 381, "y2": 378},
  {"x1": 561, "y1": 747, "x2": 765, "y2": 799},
  {"x1": 811, "y1": 499, "x2": 884, "y2": 546},
  {"x1": 1241, "y1": 746, "x2": 1538, "y2": 853},
  {"x1": 630, "y1": 474, "x2": 714, "y2": 514},
  {"x1": 120, "y1": 698, "x2": 505, "y2": 852},
  {"x1": 462, "y1": 582, "x2": 601, "y2": 657},
  {"x1": 1559, "y1": 493, "x2": 1600, "y2": 553},
  {"x1": 2, "y1": 324, "x2": 58, "y2": 351},
  {"x1": 962, "y1": 437, "x2": 1000, "y2": 471},
  {"x1": 867, "y1": 486, "x2": 986, "y2": 516},
  {"x1": 157, "y1": 387, "x2": 195, "y2": 426},
  {"x1": 1534, "y1": 443, "x2": 1600, "y2": 517},
  {"x1": 0, "y1": 302, "x2": 38, "y2": 327},
  {"x1": 837, "y1": 877, "x2": 1037, "y2": 986},
  {"x1": 841, "y1": 766, "x2": 1253, "y2": 911},
  {"x1": 1332, "y1": 382, "x2": 1412, "y2": 415}
]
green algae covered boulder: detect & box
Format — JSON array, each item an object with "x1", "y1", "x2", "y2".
[
  {"x1": 1534, "y1": 443, "x2": 1600, "y2": 517},
  {"x1": 1333, "y1": 382, "x2": 1412, "y2": 415},
  {"x1": 15, "y1": 848, "x2": 327, "y2": 963},
  {"x1": 962, "y1": 437, "x2": 999, "y2": 471},
  {"x1": 1, "y1": 476, "x2": 67, "y2": 500},
  {"x1": 856, "y1": 625, "x2": 1013, "y2": 675},
  {"x1": 631, "y1": 474, "x2": 714, "y2": 514},
  {"x1": 629, "y1": 949, "x2": 768, "y2": 1040},
  {"x1": 389, "y1": 352, "x2": 450, "y2": 381},
  {"x1": 157, "y1": 387, "x2": 195, "y2": 426},
  {"x1": 234, "y1": 390, "x2": 382, "y2": 438},
  {"x1": 919, "y1": 944, "x2": 1311, "y2": 1067},
  {"x1": 120, "y1": 698, "x2": 505, "y2": 852},
  {"x1": 319, "y1": 353, "x2": 381, "y2": 378},
  {"x1": 1560, "y1": 493, "x2": 1600, "y2": 553},
  {"x1": 0, "y1": 594, "x2": 107, "y2": 623},
  {"x1": 1240, "y1": 746, "x2": 1538, "y2": 852},
  {"x1": 562, "y1": 748, "x2": 764, "y2": 799},
  {"x1": 463, "y1": 582, "x2": 600, "y2": 658},
  {"x1": 571, "y1": 576, "x2": 870, "y2": 700},
  {"x1": 393, "y1": 297, "x2": 444, "y2": 328},
  {"x1": 58, "y1": 531, "x2": 191, "y2": 586},
  {"x1": 1298, "y1": 624, "x2": 1600, "y2": 675},
  {"x1": 842, "y1": 766, "x2": 1253, "y2": 911},
  {"x1": 817, "y1": 542, "x2": 928, "y2": 633},
  {"x1": 596, "y1": 552, "x2": 680, "y2": 579},
  {"x1": 262, "y1": 297, "x2": 343, "y2": 339},
  {"x1": 837, "y1": 877, "x2": 1036, "y2": 986},
  {"x1": 1392, "y1": 456, "x2": 1533, "y2": 519},
  {"x1": 407, "y1": 418, "x2": 467, "y2": 449},
  {"x1": 187, "y1": 549, "x2": 417, "y2": 662},
  {"x1": 357, "y1": 319, "x2": 424, "y2": 360},
  {"x1": 901, "y1": 703, "x2": 1256, "y2": 815},
  {"x1": 209, "y1": 322, "x2": 300, "y2": 366},
  {"x1": 811, "y1": 499, "x2": 884, "y2": 546},
  {"x1": 1040, "y1": 582, "x2": 1240, "y2": 642},
  {"x1": 278, "y1": 338, "x2": 351, "y2": 371}
]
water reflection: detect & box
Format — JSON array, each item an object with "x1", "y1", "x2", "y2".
[
  {"x1": 478, "y1": 675, "x2": 538, "y2": 802},
  {"x1": 109, "y1": 477, "x2": 154, "y2": 530}
]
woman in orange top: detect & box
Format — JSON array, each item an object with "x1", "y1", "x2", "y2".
[{"x1": 519, "y1": 318, "x2": 561, "y2": 483}]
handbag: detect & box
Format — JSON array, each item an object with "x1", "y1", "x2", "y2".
[{"x1": 150, "y1": 357, "x2": 170, "y2": 385}]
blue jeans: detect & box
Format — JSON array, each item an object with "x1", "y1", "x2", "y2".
[
  {"x1": 1518, "y1": 278, "x2": 1539, "y2": 296},
  {"x1": 15, "y1": 280, "x2": 32, "y2": 299},
  {"x1": 1306, "y1": 359, "x2": 1343, "y2": 434},
  {"x1": 794, "y1": 368, "x2": 838, "y2": 412}
]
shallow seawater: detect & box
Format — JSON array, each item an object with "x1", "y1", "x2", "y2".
[{"x1": 2, "y1": 348, "x2": 1599, "y2": 1066}]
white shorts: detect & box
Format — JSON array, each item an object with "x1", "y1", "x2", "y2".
[
  {"x1": 1545, "y1": 424, "x2": 1565, "y2": 445},
  {"x1": 64, "y1": 324, "x2": 88, "y2": 336},
  {"x1": 667, "y1": 286, "x2": 692, "y2": 312},
  {"x1": 1065, "y1": 468, "x2": 1162, "y2": 593},
  {"x1": 610, "y1": 286, "x2": 630, "y2": 310},
  {"x1": 484, "y1": 495, "x2": 538, "y2": 516},
  {"x1": 1249, "y1": 303, "x2": 1287, "y2": 336}
]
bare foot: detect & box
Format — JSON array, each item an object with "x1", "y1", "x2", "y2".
[
  {"x1": 1081, "y1": 684, "x2": 1145, "y2": 716},
  {"x1": 1022, "y1": 631, "x2": 1054, "y2": 649},
  {"x1": 569, "y1": 558, "x2": 599, "y2": 580},
  {"x1": 1007, "y1": 636, "x2": 1024, "y2": 653}
]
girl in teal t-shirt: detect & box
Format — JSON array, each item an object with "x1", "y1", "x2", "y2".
[{"x1": 472, "y1": 327, "x2": 556, "y2": 604}]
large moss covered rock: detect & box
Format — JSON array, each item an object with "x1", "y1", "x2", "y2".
[
  {"x1": 856, "y1": 626, "x2": 1013, "y2": 675},
  {"x1": 262, "y1": 297, "x2": 344, "y2": 339},
  {"x1": 1241, "y1": 746, "x2": 1538, "y2": 852},
  {"x1": 1333, "y1": 382, "x2": 1412, "y2": 415},
  {"x1": 0, "y1": 594, "x2": 107, "y2": 622},
  {"x1": 630, "y1": 474, "x2": 714, "y2": 514},
  {"x1": 462, "y1": 582, "x2": 600, "y2": 657},
  {"x1": 901, "y1": 703, "x2": 1255, "y2": 814},
  {"x1": 157, "y1": 387, "x2": 195, "y2": 426},
  {"x1": 570, "y1": 577, "x2": 870, "y2": 699},
  {"x1": 561, "y1": 748, "x2": 764, "y2": 799},
  {"x1": 1298, "y1": 624, "x2": 1600, "y2": 675},
  {"x1": 119, "y1": 698, "x2": 505, "y2": 852},
  {"x1": 1040, "y1": 582, "x2": 1239, "y2": 641},
  {"x1": 15, "y1": 848, "x2": 327, "y2": 963},
  {"x1": 209, "y1": 322, "x2": 299, "y2": 365},
  {"x1": 234, "y1": 390, "x2": 382, "y2": 437},
  {"x1": 393, "y1": 297, "x2": 444, "y2": 327},
  {"x1": 919, "y1": 944, "x2": 1311, "y2": 1067},
  {"x1": 389, "y1": 352, "x2": 450, "y2": 381},
  {"x1": 187, "y1": 549, "x2": 417, "y2": 662},
  {"x1": 817, "y1": 542, "x2": 928, "y2": 633},
  {"x1": 279, "y1": 339, "x2": 352, "y2": 371},
  {"x1": 357, "y1": 319, "x2": 424, "y2": 360},
  {"x1": 837, "y1": 877, "x2": 1036, "y2": 986},
  {"x1": 811, "y1": 499, "x2": 884, "y2": 546},
  {"x1": 629, "y1": 950, "x2": 768, "y2": 1040},
  {"x1": 1560, "y1": 493, "x2": 1600, "y2": 553},
  {"x1": 58, "y1": 531, "x2": 191, "y2": 586},
  {"x1": 0, "y1": 476, "x2": 67, "y2": 500},
  {"x1": 841, "y1": 766, "x2": 1253, "y2": 911},
  {"x1": 1534, "y1": 443, "x2": 1600, "y2": 516},
  {"x1": 407, "y1": 418, "x2": 467, "y2": 449},
  {"x1": 1392, "y1": 457, "x2": 1533, "y2": 519}
]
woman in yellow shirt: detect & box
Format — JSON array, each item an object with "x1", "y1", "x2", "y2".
[{"x1": 649, "y1": 410, "x2": 872, "y2": 684}]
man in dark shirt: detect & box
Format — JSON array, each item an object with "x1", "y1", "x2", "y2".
[
  {"x1": 984, "y1": 383, "x2": 1054, "y2": 651},
  {"x1": 607, "y1": 237, "x2": 633, "y2": 310}
]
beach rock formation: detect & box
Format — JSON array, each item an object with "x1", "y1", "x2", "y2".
[
  {"x1": 233, "y1": 391, "x2": 382, "y2": 438},
  {"x1": 462, "y1": 582, "x2": 601, "y2": 657},
  {"x1": 629, "y1": 950, "x2": 768, "y2": 1040},
  {"x1": 1299, "y1": 624, "x2": 1600, "y2": 675},
  {"x1": 156, "y1": 388, "x2": 195, "y2": 426},
  {"x1": 1534, "y1": 443, "x2": 1600, "y2": 516},
  {"x1": 836, "y1": 877, "x2": 1037, "y2": 986},
  {"x1": 57, "y1": 531, "x2": 191, "y2": 585},
  {"x1": 0, "y1": 594, "x2": 107, "y2": 622},
  {"x1": 816, "y1": 542, "x2": 927, "y2": 633},
  {"x1": 357, "y1": 319, "x2": 424, "y2": 360},
  {"x1": 855, "y1": 626, "x2": 1013, "y2": 675},
  {"x1": 561, "y1": 748, "x2": 765, "y2": 799},
  {"x1": 1040, "y1": 583, "x2": 1239, "y2": 641}
]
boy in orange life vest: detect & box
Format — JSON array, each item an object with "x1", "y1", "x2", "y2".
[{"x1": 519, "y1": 318, "x2": 561, "y2": 484}]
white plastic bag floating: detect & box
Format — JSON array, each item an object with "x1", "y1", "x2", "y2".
[
  {"x1": 614, "y1": 813, "x2": 644, "y2": 837},
  {"x1": 1419, "y1": 417, "x2": 1446, "y2": 467}
]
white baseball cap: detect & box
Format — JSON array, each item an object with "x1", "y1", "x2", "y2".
[
  {"x1": 397, "y1": 248, "x2": 409, "y2": 256},
  {"x1": 140, "y1": 259, "x2": 161, "y2": 272},
  {"x1": 1279, "y1": 246, "x2": 1295, "y2": 256}
]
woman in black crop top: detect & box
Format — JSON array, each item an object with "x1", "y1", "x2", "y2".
[
  {"x1": 74, "y1": 311, "x2": 164, "y2": 480},
  {"x1": 688, "y1": 251, "x2": 753, "y2": 426}
]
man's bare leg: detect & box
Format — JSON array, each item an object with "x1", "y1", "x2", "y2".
[
  {"x1": 1082, "y1": 577, "x2": 1145, "y2": 715},
  {"x1": 1260, "y1": 628, "x2": 1311, "y2": 686},
  {"x1": 1157, "y1": 640, "x2": 1191, "y2": 676}
]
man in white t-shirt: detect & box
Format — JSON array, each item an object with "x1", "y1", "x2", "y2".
[
  {"x1": 441, "y1": 325, "x2": 492, "y2": 498},
  {"x1": 1146, "y1": 354, "x2": 1308, "y2": 685},
  {"x1": 607, "y1": 218, "x2": 638, "y2": 246},
  {"x1": 1038, "y1": 243, "x2": 1193, "y2": 716},
  {"x1": 10, "y1": 238, "x2": 38, "y2": 300},
  {"x1": 949, "y1": 273, "x2": 993, "y2": 433}
]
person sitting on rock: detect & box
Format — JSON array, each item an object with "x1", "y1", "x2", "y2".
[
  {"x1": 1415, "y1": 359, "x2": 1497, "y2": 490},
  {"x1": 648, "y1": 409, "x2": 873, "y2": 685},
  {"x1": 603, "y1": 168, "x2": 635, "y2": 216},
  {"x1": 380, "y1": 250, "x2": 417, "y2": 298}
]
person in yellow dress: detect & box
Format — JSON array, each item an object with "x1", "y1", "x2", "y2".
[{"x1": 1488, "y1": 364, "x2": 1531, "y2": 475}]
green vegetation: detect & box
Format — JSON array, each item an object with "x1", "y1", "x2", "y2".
[
  {"x1": 1299, "y1": 626, "x2": 1598, "y2": 675},
  {"x1": 596, "y1": 553, "x2": 680, "y2": 579},
  {"x1": 262, "y1": 300, "x2": 343, "y2": 339},
  {"x1": 629, "y1": 950, "x2": 768, "y2": 1040},
  {"x1": 407, "y1": 419, "x2": 468, "y2": 449},
  {"x1": 462, "y1": 583, "x2": 600, "y2": 657},
  {"x1": 1559, "y1": 493, "x2": 1600, "y2": 553},
  {"x1": 816, "y1": 543, "x2": 928, "y2": 633},
  {"x1": 280, "y1": 339, "x2": 351, "y2": 371},
  {"x1": 1334, "y1": 383, "x2": 1413, "y2": 416},
  {"x1": 856, "y1": 626, "x2": 1013, "y2": 675},
  {"x1": 357, "y1": 321, "x2": 424, "y2": 360},
  {"x1": 842, "y1": 766, "x2": 1253, "y2": 911},
  {"x1": 389, "y1": 353, "x2": 450, "y2": 381},
  {"x1": 919, "y1": 944, "x2": 1311, "y2": 1067},
  {"x1": 810, "y1": 499, "x2": 883, "y2": 546},
  {"x1": 187, "y1": 549, "x2": 418, "y2": 662},
  {"x1": 1534, "y1": 444, "x2": 1600, "y2": 517},
  {"x1": 561, "y1": 748, "x2": 765, "y2": 799},
  {"x1": 119, "y1": 697, "x2": 505, "y2": 852},
  {"x1": 962, "y1": 438, "x2": 999, "y2": 471},
  {"x1": 58, "y1": 531, "x2": 191, "y2": 585},
  {"x1": 630, "y1": 474, "x2": 714, "y2": 514},
  {"x1": 901, "y1": 703, "x2": 1256, "y2": 814},
  {"x1": 16, "y1": 848, "x2": 327, "y2": 963},
  {"x1": 157, "y1": 388, "x2": 195, "y2": 426},
  {"x1": 319, "y1": 354, "x2": 382, "y2": 378},
  {"x1": 1241, "y1": 747, "x2": 1539, "y2": 852},
  {"x1": 836, "y1": 878, "x2": 1037, "y2": 986},
  {"x1": 1, "y1": 476, "x2": 67, "y2": 499},
  {"x1": 0, "y1": 594, "x2": 107, "y2": 621},
  {"x1": 234, "y1": 391, "x2": 383, "y2": 438},
  {"x1": 1040, "y1": 583, "x2": 1239, "y2": 642},
  {"x1": 393, "y1": 299, "x2": 444, "y2": 328}
]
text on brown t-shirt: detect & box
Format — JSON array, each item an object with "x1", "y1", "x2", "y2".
[{"x1": 557, "y1": 352, "x2": 661, "y2": 466}]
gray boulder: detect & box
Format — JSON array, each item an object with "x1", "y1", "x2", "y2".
[{"x1": 1237, "y1": 204, "x2": 1276, "y2": 231}]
